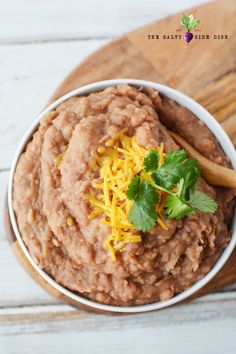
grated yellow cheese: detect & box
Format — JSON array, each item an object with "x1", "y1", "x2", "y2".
[
  {"x1": 86, "y1": 133, "x2": 168, "y2": 261},
  {"x1": 55, "y1": 151, "x2": 66, "y2": 169},
  {"x1": 158, "y1": 143, "x2": 165, "y2": 167},
  {"x1": 66, "y1": 216, "x2": 74, "y2": 227},
  {"x1": 157, "y1": 216, "x2": 168, "y2": 231}
]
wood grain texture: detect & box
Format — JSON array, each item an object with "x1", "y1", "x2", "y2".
[
  {"x1": 1, "y1": 292, "x2": 236, "y2": 332},
  {"x1": 1, "y1": 293, "x2": 236, "y2": 354}
]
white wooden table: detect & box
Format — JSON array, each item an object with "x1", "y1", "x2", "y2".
[{"x1": 1, "y1": 1, "x2": 236, "y2": 353}]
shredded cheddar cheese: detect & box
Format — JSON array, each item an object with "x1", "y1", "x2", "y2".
[
  {"x1": 66, "y1": 216, "x2": 74, "y2": 227},
  {"x1": 55, "y1": 151, "x2": 65, "y2": 169},
  {"x1": 86, "y1": 132, "x2": 168, "y2": 261}
]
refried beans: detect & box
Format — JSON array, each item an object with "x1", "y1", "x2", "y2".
[{"x1": 13, "y1": 84, "x2": 235, "y2": 306}]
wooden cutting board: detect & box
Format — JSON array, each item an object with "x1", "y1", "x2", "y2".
[{"x1": 6, "y1": 0, "x2": 236, "y2": 311}]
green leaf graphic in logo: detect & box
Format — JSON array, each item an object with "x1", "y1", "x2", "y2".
[{"x1": 181, "y1": 13, "x2": 200, "y2": 44}]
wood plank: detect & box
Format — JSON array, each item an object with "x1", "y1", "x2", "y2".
[
  {"x1": 0, "y1": 292, "x2": 235, "y2": 328},
  {"x1": 0, "y1": 294, "x2": 236, "y2": 354},
  {"x1": 0, "y1": 39, "x2": 107, "y2": 169},
  {"x1": 0, "y1": 325, "x2": 235, "y2": 354},
  {"x1": 0, "y1": 0, "x2": 208, "y2": 44},
  {"x1": 0, "y1": 237, "x2": 57, "y2": 307},
  {"x1": 0, "y1": 171, "x2": 9, "y2": 239}
]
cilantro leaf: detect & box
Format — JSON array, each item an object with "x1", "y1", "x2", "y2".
[
  {"x1": 127, "y1": 179, "x2": 159, "y2": 232},
  {"x1": 163, "y1": 176, "x2": 217, "y2": 219},
  {"x1": 180, "y1": 161, "x2": 200, "y2": 198},
  {"x1": 164, "y1": 149, "x2": 187, "y2": 165},
  {"x1": 164, "y1": 193, "x2": 195, "y2": 219},
  {"x1": 189, "y1": 190, "x2": 217, "y2": 213},
  {"x1": 152, "y1": 150, "x2": 187, "y2": 189},
  {"x1": 129, "y1": 200, "x2": 157, "y2": 232},
  {"x1": 163, "y1": 178, "x2": 195, "y2": 219},
  {"x1": 144, "y1": 150, "x2": 160, "y2": 172},
  {"x1": 126, "y1": 175, "x2": 141, "y2": 200},
  {"x1": 152, "y1": 150, "x2": 199, "y2": 190}
]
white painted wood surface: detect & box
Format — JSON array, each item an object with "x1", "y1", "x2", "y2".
[
  {"x1": 0, "y1": 0, "x2": 209, "y2": 44},
  {"x1": 0, "y1": 1, "x2": 235, "y2": 353}
]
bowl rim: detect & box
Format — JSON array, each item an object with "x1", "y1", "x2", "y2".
[{"x1": 8, "y1": 78, "x2": 236, "y2": 313}]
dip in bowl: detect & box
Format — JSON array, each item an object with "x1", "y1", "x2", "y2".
[{"x1": 8, "y1": 79, "x2": 236, "y2": 313}]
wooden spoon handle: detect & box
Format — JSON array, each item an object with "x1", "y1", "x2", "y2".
[{"x1": 169, "y1": 131, "x2": 236, "y2": 189}]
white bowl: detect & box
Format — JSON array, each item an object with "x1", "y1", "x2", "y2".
[{"x1": 8, "y1": 79, "x2": 236, "y2": 313}]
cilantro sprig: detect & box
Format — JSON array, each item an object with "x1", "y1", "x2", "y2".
[{"x1": 126, "y1": 149, "x2": 217, "y2": 232}]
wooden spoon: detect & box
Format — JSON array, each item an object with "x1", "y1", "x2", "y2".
[{"x1": 168, "y1": 131, "x2": 236, "y2": 188}]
